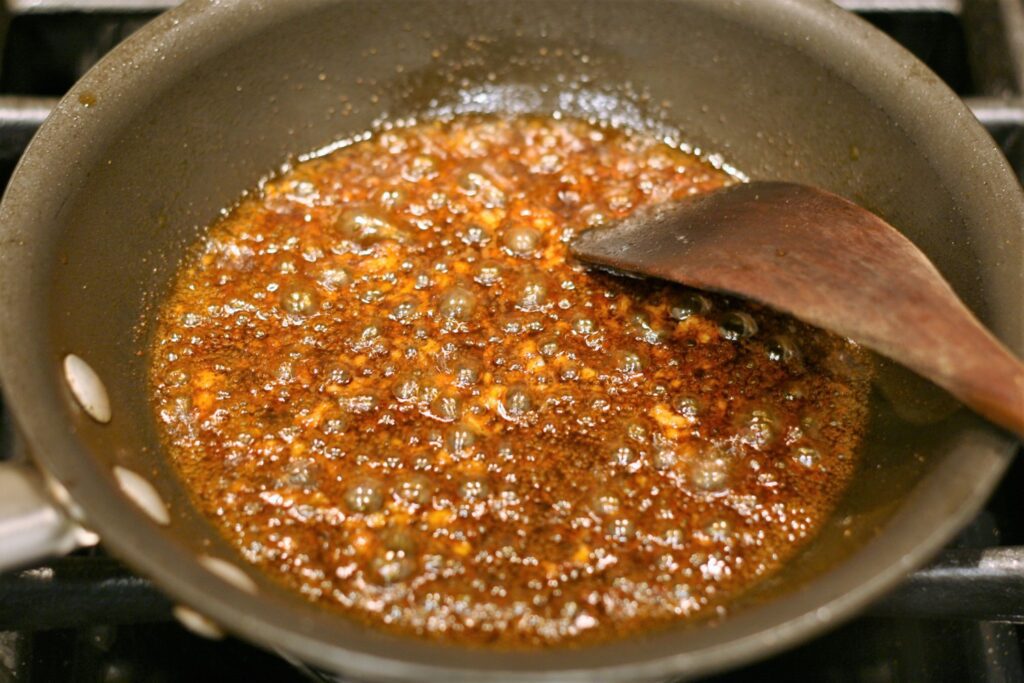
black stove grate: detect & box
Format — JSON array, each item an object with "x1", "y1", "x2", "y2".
[{"x1": 0, "y1": 1, "x2": 1022, "y2": 681}]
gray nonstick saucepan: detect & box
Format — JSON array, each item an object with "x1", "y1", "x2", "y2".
[{"x1": 0, "y1": 1, "x2": 1020, "y2": 680}]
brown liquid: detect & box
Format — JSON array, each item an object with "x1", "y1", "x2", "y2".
[{"x1": 149, "y1": 115, "x2": 870, "y2": 647}]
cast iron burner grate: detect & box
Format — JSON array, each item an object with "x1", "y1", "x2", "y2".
[{"x1": 0, "y1": 1, "x2": 1021, "y2": 681}]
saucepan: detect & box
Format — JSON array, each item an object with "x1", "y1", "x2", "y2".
[{"x1": 0, "y1": 0, "x2": 1020, "y2": 680}]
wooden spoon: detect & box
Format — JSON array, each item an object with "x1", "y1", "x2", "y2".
[{"x1": 570, "y1": 181, "x2": 1024, "y2": 439}]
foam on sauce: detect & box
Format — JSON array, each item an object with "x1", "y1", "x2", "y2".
[{"x1": 149, "y1": 115, "x2": 871, "y2": 647}]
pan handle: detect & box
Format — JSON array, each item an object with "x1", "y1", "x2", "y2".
[{"x1": 0, "y1": 463, "x2": 94, "y2": 571}]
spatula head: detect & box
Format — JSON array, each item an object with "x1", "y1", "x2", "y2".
[
  {"x1": 572, "y1": 182, "x2": 917, "y2": 306},
  {"x1": 570, "y1": 181, "x2": 1024, "y2": 438},
  {"x1": 571, "y1": 181, "x2": 951, "y2": 346}
]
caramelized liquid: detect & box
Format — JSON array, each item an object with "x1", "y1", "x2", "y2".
[{"x1": 150, "y1": 115, "x2": 871, "y2": 647}]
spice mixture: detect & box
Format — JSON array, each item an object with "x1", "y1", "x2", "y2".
[{"x1": 150, "y1": 115, "x2": 871, "y2": 647}]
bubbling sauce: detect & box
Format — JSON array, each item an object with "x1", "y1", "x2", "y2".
[{"x1": 150, "y1": 115, "x2": 871, "y2": 647}]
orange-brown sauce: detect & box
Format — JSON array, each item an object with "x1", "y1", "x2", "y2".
[{"x1": 150, "y1": 115, "x2": 871, "y2": 647}]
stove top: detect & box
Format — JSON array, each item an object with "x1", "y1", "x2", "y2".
[{"x1": 0, "y1": 1, "x2": 1021, "y2": 681}]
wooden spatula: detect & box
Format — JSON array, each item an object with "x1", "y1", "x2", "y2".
[{"x1": 570, "y1": 181, "x2": 1024, "y2": 439}]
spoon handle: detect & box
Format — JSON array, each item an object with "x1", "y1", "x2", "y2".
[{"x1": 893, "y1": 309, "x2": 1024, "y2": 440}]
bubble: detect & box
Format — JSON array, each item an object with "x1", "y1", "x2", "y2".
[
  {"x1": 625, "y1": 421, "x2": 649, "y2": 443},
  {"x1": 474, "y1": 260, "x2": 504, "y2": 286},
  {"x1": 603, "y1": 183, "x2": 638, "y2": 212},
  {"x1": 276, "y1": 361, "x2": 294, "y2": 383},
  {"x1": 592, "y1": 492, "x2": 621, "y2": 516},
  {"x1": 373, "y1": 552, "x2": 416, "y2": 583},
  {"x1": 793, "y1": 445, "x2": 821, "y2": 468},
  {"x1": 652, "y1": 448, "x2": 678, "y2": 470},
  {"x1": 662, "y1": 527, "x2": 687, "y2": 549},
  {"x1": 517, "y1": 277, "x2": 548, "y2": 310},
  {"x1": 690, "y1": 449, "x2": 730, "y2": 492},
  {"x1": 167, "y1": 369, "x2": 189, "y2": 387},
  {"x1": 456, "y1": 170, "x2": 504, "y2": 207},
  {"x1": 323, "y1": 417, "x2": 348, "y2": 435},
  {"x1": 429, "y1": 393, "x2": 462, "y2": 422},
  {"x1": 704, "y1": 519, "x2": 732, "y2": 543},
  {"x1": 416, "y1": 377, "x2": 439, "y2": 404},
  {"x1": 359, "y1": 322, "x2": 381, "y2": 342},
  {"x1": 501, "y1": 225, "x2": 542, "y2": 256},
  {"x1": 376, "y1": 186, "x2": 407, "y2": 210},
  {"x1": 437, "y1": 286, "x2": 477, "y2": 321},
  {"x1": 395, "y1": 474, "x2": 433, "y2": 505},
  {"x1": 615, "y1": 350, "x2": 645, "y2": 374},
  {"x1": 344, "y1": 479, "x2": 384, "y2": 513},
  {"x1": 340, "y1": 393, "x2": 379, "y2": 414},
  {"x1": 447, "y1": 424, "x2": 477, "y2": 454},
  {"x1": 390, "y1": 298, "x2": 419, "y2": 323},
  {"x1": 496, "y1": 440, "x2": 516, "y2": 462},
  {"x1": 784, "y1": 383, "x2": 806, "y2": 401},
  {"x1": 584, "y1": 209, "x2": 607, "y2": 227},
  {"x1": 669, "y1": 292, "x2": 711, "y2": 321},
  {"x1": 283, "y1": 457, "x2": 318, "y2": 488},
  {"x1": 392, "y1": 374, "x2": 421, "y2": 402},
  {"x1": 317, "y1": 266, "x2": 351, "y2": 291},
  {"x1": 373, "y1": 552, "x2": 417, "y2": 583},
  {"x1": 402, "y1": 154, "x2": 439, "y2": 182},
  {"x1": 767, "y1": 336, "x2": 802, "y2": 364},
  {"x1": 208, "y1": 238, "x2": 254, "y2": 272},
  {"x1": 572, "y1": 316, "x2": 596, "y2": 335},
  {"x1": 610, "y1": 443, "x2": 640, "y2": 468},
  {"x1": 736, "y1": 408, "x2": 778, "y2": 450},
  {"x1": 532, "y1": 152, "x2": 563, "y2": 174},
  {"x1": 336, "y1": 208, "x2": 399, "y2": 247},
  {"x1": 501, "y1": 385, "x2": 533, "y2": 419},
  {"x1": 719, "y1": 311, "x2": 758, "y2": 341},
  {"x1": 372, "y1": 529, "x2": 418, "y2": 584},
  {"x1": 323, "y1": 365, "x2": 352, "y2": 386},
  {"x1": 459, "y1": 476, "x2": 491, "y2": 501},
  {"x1": 629, "y1": 311, "x2": 664, "y2": 344},
  {"x1": 457, "y1": 170, "x2": 487, "y2": 195},
  {"x1": 359, "y1": 288, "x2": 385, "y2": 304},
  {"x1": 461, "y1": 223, "x2": 491, "y2": 246},
  {"x1": 558, "y1": 363, "x2": 580, "y2": 382},
  {"x1": 428, "y1": 191, "x2": 448, "y2": 211},
  {"x1": 558, "y1": 189, "x2": 580, "y2": 206},
  {"x1": 383, "y1": 527, "x2": 417, "y2": 554},
  {"x1": 606, "y1": 516, "x2": 636, "y2": 542},
  {"x1": 673, "y1": 395, "x2": 702, "y2": 421},
  {"x1": 452, "y1": 357, "x2": 481, "y2": 387},
  {"x1": 279, "y1": 285, "x2": 319, "y2": 316},
  {"x1": 538, "y1": 338, "x2": 560, "y2": 357}
]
